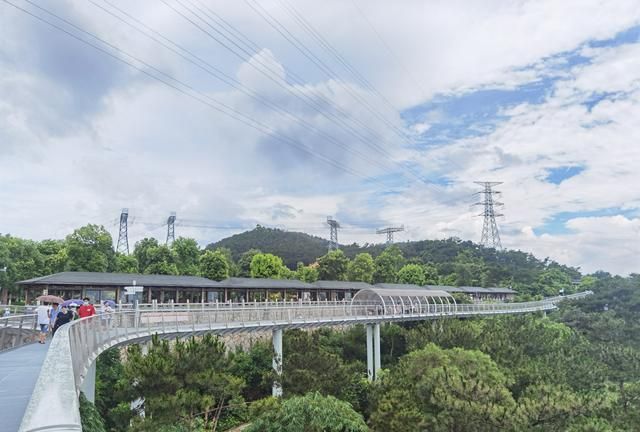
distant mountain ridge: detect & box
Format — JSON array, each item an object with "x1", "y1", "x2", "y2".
[{"x1": 206, "y1": 226, "x2": 579, "y2": 288}]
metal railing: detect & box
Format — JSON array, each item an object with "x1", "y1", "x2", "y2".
[
  {"x1": 19, "y1": 291, "x2": 591, "y2": 432},
  {"x1": 0, "y1": 314, "x2": 38, "y2": 352}
]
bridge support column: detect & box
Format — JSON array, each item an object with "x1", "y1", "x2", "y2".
[
  {"x1": 272, "y1": 328, "x2": 283, "y2": 397},
  {"x1": 374, "y1": 323, "x2": 381, "y2": 376},
  {"x1": 366, "y1": 324, "x2": 373, "y2": 381},
  {"x1": 366, "y1": 323, "x2": 382, "y2": 382},
  {"x1": 81, "y1": 361, "x2": 96, "y2": 403}
]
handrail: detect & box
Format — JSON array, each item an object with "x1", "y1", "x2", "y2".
[
  {"x1": 0, "y1": 314, "x2": 38, "y2": 352},
  {"x1": 19, "y1": 291, "x2": 592, "y2": 432}
]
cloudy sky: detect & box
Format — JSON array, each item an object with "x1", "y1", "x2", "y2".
[{"x1": 1, "y1": 0, "x2": 639, "y2": 275}]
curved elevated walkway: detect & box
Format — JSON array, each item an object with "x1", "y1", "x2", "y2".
[{"x1": 13, "y1": 293, "x2": 590, "y2": 432}]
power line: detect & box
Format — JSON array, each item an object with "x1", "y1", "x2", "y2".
[
  {"x1": 349, "y1": 0, "x2": 430, "y2": 99},
  {"x1": 87, "y1": 0, "x2": 403, "y2": 177},
  {"x1": 166, "y1": 0, "x2": 432, "y2": 185},
  {"x1": 8, "y1": 0, "x2": 392, "y2": 188}
]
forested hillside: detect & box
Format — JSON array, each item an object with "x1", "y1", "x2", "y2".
[{"x1": 1, "y1": 223, "x2": 591, "y2": 302}]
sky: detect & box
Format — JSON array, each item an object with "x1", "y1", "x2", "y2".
[{"x1": 1, "y1": 0, "x2": 639, "y2": 275}]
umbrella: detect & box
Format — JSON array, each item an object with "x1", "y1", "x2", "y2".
[
  {"x1": 102, "y1": 300, "x2": 116, "y2": 307},
  {"x1": 61, "y1": 299, "x2": 83, "y2": 307},
  {"x1": 36, "y1": 295, "x2": 64, "y2": 304}
]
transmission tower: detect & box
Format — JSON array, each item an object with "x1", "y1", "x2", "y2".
[
  {"x1": 473, "y1": 181, "x2": 504, "y2": 249},
  {"x1": 166, "y1": 212, "x2": 176, "y2": 246},
  {"x1": 116, "y1": 208, "x2": 129, "y2": 255},
  {"x1": 376, "y1": 226, "x2": 404, "y2": 244},
  {"x1": 326, "y1": 216, "x2": 340, "y2": 251}
]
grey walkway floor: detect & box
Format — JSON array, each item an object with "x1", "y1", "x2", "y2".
[{"x1": 0, "y1": 341, "x2": 49, "y2": 432}]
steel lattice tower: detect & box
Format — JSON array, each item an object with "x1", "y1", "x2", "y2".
[
  {"x1": 376, "y1": 226, "x2": 404, "y2": 244},
  {"x1": 116, "y1": 208, "x2": 129, "y2": 255},
  {"x1": 474, "y1": 181, "x2": 504, "y2": 249},
  {"x1": 166, "y1": 212, "x2": 176, "y2": 246},
  {"x1": 326, "y1": 216, "x2": 340, "y2": 251}
]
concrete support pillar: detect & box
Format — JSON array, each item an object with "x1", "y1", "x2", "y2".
[
  {"x1": 272, "y1": 328, "x2": 283, "y2": 397},
  {"x1": 374, "y1": 323, "x2": 381, "y2": 376},
  {"x1": 366, "y1": 324, "x2": 374, "y2": 381},
  {"x1": 81, "y1": 361, "x2": 96, "y2": 403}
]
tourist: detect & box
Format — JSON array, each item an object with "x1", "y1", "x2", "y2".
[
  {"x1": 100, "y1": 301, "x2": 114, "y2": 327},
  {"x1": 69, "y1": 304, "x2": 79, "y2": 320},
  {"x1": 35, "y1": 302, "x2": 50, "y2": 344},
  {"x1": 52, "y1": 305, "x2": 73, "y2": 336},
  {"x1": 49, "y1": 303, "x2": 60, "y2": 330},
  {"x1": 78, "y1": 297, "x2": 96, "y2": 319}
]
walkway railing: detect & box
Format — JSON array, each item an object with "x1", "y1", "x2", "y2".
[
  {"x1": 19, "y1": 291, "x2": 591, "y2": 432},
  {"x1": 0, "y1": 314, "x2": 37, "y2": 352}
]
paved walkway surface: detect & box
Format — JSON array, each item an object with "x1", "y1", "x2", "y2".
[{"x1": 0, "y1": 341, "x2": 49, "y2": 432}]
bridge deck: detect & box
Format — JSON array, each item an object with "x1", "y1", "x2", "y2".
[{"x1": 0, "y1": 342, "x2": 49, "y2": 432}]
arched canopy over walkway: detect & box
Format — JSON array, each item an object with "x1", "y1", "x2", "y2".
[{"x1": 351, "y1": 287, "x2": 455, "y2": 316}]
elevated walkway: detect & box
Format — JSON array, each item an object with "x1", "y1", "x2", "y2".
[
  {"x1": 10, "y1": 292, "x2": 590, "y2": 432},
  {"x1": 0, "y1": 341, "x2": 49, "y2": 432}
]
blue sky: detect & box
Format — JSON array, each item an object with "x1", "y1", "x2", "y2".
[{"x1": 1, "y1": 0, "x2": 639, "y2": 274}]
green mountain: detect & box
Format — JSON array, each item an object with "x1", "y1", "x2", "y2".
[
  {"x1": 206, "y1": 225, "x2": 582, "y2": 293},
  {"x1": 207, "y1": 225, "x2": 330, "y2": 267}
]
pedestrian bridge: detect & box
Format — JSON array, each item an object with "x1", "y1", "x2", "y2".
[{"x1": 6, "y1": 291, "x2": 590, "y2": 432}]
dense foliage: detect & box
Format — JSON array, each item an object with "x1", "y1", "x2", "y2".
[{"x1": 3, "y1": 222, "x2": 639, "y2": 430}]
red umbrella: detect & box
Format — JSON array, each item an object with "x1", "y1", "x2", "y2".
[{"x1": 36, "y1": 295, "x2": 64, "y2": 304}]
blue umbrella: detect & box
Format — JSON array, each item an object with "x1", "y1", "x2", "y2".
[
  {"x1": 103, "y1": 300, "x2": 116, "y2": 307},
  {"x1": 61, "y1": 299, "x2": 83, "y2": 307}
]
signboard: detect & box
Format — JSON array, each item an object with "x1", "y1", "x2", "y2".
[{"x1": 124, "y1": 285, "x2": 144, "y2": 295}]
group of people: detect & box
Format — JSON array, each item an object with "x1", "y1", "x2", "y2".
[{"x1": 35, "y1": 298, "x2": 113, "y2": 344}]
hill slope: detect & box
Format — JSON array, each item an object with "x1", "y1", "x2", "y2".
[
  {"x1": 207, "y1": 226, "x2": 330, "y2": 267},
  {"x1": 207, "y1": 226, "x2": 581, "y2": 291}
]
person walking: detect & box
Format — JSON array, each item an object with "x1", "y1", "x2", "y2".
[
  {"x1": 100, "y1": 301, "x2": 114, "y2": 328},
  {"x1": 78, "y1": 297, "x2": 96, "y2": 319},
  {"x1": 49, "y1": 303, "x2": 60, "y2": 330},
  {"x1": 35, "y1": 302, "x2": 50, "y2": 344},
  {"x1": 52, "y1": 305, "x2": 73, "y2": 336}
]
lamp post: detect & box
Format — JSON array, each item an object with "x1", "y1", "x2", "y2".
[{"x1": 0, "y1": 266, "x2": 7, "y2": 304}]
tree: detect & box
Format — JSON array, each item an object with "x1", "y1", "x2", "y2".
[
  {"x1": 296, "y1": 262, "x2": 319, "y2": 283},
  {"x1": 133, "y1": 238, "x2": 160, "y2": 273},
  {"x1": 171, "y1": 237, "x2": 200, "y2": 276},
  {"x1": 65, "y1": 224, "x2": 114, "y2": 272},
  {"x1": 238, "y1": 249, "x2": 262, "y2": 277},
  {"x1": 38, "y1": 239, "x2": 67, "y2": 274},
  {"x1": 213, "y1": 247, "x2": 237, "y2": 277},
  {"x1": 0, "y1": 235, "x2": 45, "y2": 302},
  {"x1": 123, "y1": 335, "x2": 247, "y2": 431},
  {"x1": 423, "y1": 263, "x2": 438, "y2": 284},
  {"x1": 535, "y1": 268, "x2": 574, "y2": 296},
  {"x1": 369, "y1": 343, "x2": 519, "y2": 432},
  {"x1": 250, "y1": 253, "x2": 287, "y2": 279},
  {"x1": 346, "y1": 253, "x2": 375, "y2": 283},
  {"x1": 114, "y1": 253, "x2": 139, "y2": 273},
  {"x1": 246, "y1": 392, "x2": 368, "y2": 432},
  {"x1": 144, "y1": 245, "x2": 179, "y2": 275},
  {"x1": 373, "y1": 246, "x2": 404, "y2": 283},
  {"x1": 317, "y1": 249, "x2": 349, "y2": 281},
  {"x1": 397, "y1": 264, "x2": 426, "y2": 286},
  {"x1": 199, "y1": 250, "x2": 229, "y2": 281},
  {"x1": 453, "y1": 250, "x2": 488, "y2": 287}
]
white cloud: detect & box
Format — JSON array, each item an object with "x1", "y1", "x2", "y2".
[{"x1": 1, "y1": 0, "x2": 640, "y2": 274}]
